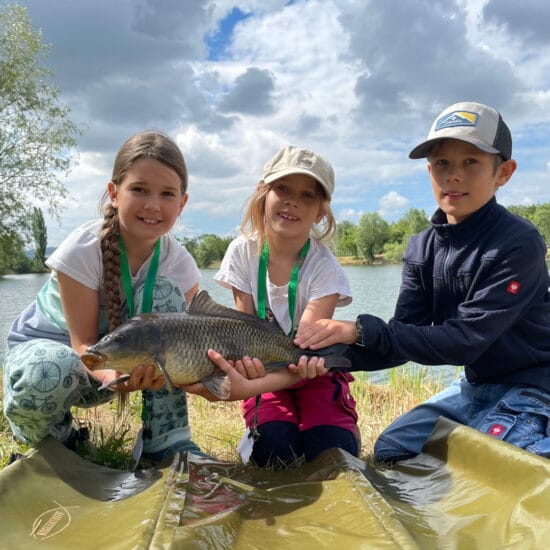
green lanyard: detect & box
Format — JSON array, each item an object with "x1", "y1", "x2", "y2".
[
  {"x1": 257, "y1": 238, "x2": 310, "y2": 336},
  {"x1": 118, "y1": 235, "x2": 161, "y2": 430},
  {"x1": 118, "y1": 235, "x2": 161, "y2": 317}
]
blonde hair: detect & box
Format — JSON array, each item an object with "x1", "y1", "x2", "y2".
[
  {"x1": 240, "y1": 180, "x2": 336, "y2": 251},
  {"x1": 98, "y1": 130, "x2": 188, "y2": 330}
]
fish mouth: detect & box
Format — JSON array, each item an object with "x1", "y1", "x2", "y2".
[{"x1": 80, "y1": 349, "x2": 107, "y2": 369}]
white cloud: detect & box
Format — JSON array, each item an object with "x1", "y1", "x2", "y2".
[
  {"x1": 379, "y1": 191, "x2": 409, "y2": 220},
  {"x1": 9, "y1": 0, "x2": 549, "y2": 245}
]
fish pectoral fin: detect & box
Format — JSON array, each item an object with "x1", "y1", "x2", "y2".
[
  {"x1": 99, "y1": 373, "x2": 131, "y2": 391},
  {"x1": 201, "y1": 371, "x2": 231, "y2": 400},
  {"x1": 154, "y1": 354, "x2": 175, "y2": 393}
]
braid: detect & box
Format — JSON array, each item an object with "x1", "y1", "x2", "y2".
[{"x1": 100, "y1": 205, "x2": 122, "y2": 331}]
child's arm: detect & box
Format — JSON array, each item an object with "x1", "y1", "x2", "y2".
[
  {"x1": 297, "y1": 293, "x2": 338, "y2": 327},
  {"x1": 182, "y1": 350, "x2": 328, "y2": 401},
  {"x1": 58, "y1": 271, "x2": 165, "y2": 392},
  {"x1": 57, "y1": 271, "x2": 100, "y2": 356}
]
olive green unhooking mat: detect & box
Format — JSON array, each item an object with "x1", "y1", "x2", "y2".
[{"x1": 0, "y1": 418, "x2": 549, "y2": 549}]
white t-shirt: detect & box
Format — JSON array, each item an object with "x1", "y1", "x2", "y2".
[
  {"x1": 8, "y1": 219, "x2": 200, "y2": 348},
  {"x1": 214, "y1": 235, "x2": 352, "y2": 335}
]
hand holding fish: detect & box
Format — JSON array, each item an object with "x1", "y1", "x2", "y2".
[
  {"x1": 294, "y1": 319, "x2": 357, "y2": 350},
  {"x1": 182, "y1": 349, "x2": 329, "y2": 401},
  {"x1": 89, "y1": 364, "x2": 165, "y2": 393}
]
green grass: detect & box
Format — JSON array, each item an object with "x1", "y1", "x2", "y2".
[{"x1": 0, "y1": 366, "x2": 456, "y2": 470}]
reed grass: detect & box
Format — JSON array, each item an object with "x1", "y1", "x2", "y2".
[{"x1": 0, "y1": 366, "x2": 456, "y2": 470}]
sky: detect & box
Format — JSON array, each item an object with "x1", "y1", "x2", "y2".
[{"x1": 5, "y1": 0, "x2": 550, "y2": 246}]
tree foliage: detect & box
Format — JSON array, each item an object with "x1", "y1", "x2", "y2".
[
  {"x1": 335, "y1": 204, "x2": 550, "y2": 264},
  {"x1": 334, "y1": 220, "x2": 358, "y2": 257},
  {"x1": 355, "y1": 212, "x2": 390, "y2": 264},
  {"x1": 31, "y1": 207, "x2": 47, "y2": 270},
  {"x1": 533, "y1": 203, "x2": 550, "y2": 244},
  {"x1": 0, "y1": 5, "x2": 79, "y2": 274},
  {"x1": 181, "y1": 234, "x2": 234, "y2": 268},
  {"x1": 388, "y1": 208, "x2": 429, "y2": 245}
]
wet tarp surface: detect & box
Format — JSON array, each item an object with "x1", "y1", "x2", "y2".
[{"x1": 0, "y1": 418, "x2": 549, "y2": 549}]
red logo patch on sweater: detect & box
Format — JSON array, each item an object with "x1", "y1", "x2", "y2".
[
  {"x1": 507, "y1": 281, "x2": 521, "y2": 294},
  {"x1": 488, "y1": 423, "x2": 505, "y2": 437}
]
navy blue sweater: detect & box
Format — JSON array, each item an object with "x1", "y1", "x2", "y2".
[{"x1": 348, "y1": 198, "x2": 550, "y2": 392}]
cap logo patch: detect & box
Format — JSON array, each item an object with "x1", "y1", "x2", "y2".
[
  {"x1": 435, "y1": 110, "x2": 478, "y2": 131},
  {"x1": 507, "y1": 281, "x2": 521, "y2": 294},
  {"x1": 297, "y1": 154, "x2": 314, "y2": 169}
]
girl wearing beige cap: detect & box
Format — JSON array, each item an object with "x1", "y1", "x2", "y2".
[{"x1": 214, "y1": 146, "x2": 359, "y2": 467}]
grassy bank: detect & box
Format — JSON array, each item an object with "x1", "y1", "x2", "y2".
[{"x1": 0, "y1": 368, "x2": 454, "y2": 470}]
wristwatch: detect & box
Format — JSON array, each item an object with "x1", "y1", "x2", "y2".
[{"x1": 355, "y1": 317, "x2": 364, "y2": 345}]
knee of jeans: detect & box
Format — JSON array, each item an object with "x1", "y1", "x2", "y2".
[{"x1": 373, "y1": 435, "x2": 417, "y2": 464}]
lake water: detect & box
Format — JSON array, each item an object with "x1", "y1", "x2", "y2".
[{"x1": 0, "y1": 266, "x2": 458, "y2": 384}]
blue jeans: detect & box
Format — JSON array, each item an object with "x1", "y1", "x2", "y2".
[{"x1": 374, "y1": 378, "x2": 550, "y2": 463}]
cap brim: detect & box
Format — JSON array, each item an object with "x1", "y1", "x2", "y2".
[
  {"x1": 409, "y1": 137, "x2": 502, "y2": 159},
  {"x1": 263, "y1": 168, "x2": 332, "y2": 199}
]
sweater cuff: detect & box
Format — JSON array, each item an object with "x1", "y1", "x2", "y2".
[{"x1": 355, "y1": 316, "x2": 365, "y2": 346}]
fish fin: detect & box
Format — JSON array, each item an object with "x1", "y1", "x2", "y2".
[
  {"x1": 154, "y1": 353, "x2": 175, "y2": 393},
  {"x1": 201, "y1": 370, "x2": 231, "y2": 400},
  {"x1": 189, "y1": 290, "x2": 286, "y2": 336},
  {"x1": 99, "y1": 373, "x2": 130, "y2": 391}
]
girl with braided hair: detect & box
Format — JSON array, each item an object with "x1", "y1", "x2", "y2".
[
  {"x1": 3, "y1": 130, "x2": 332, "y2": 463},
  {"x1": 3, "y1": 130, "x2": 204, "y2": 461}
]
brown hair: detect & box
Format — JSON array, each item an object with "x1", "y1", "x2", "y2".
[
  {"x1": 240, "y1": 180, "x2": 337, "y2": 251},
  {"x1": 98, "y1": 130, "x2": 188, "y2": 330}
]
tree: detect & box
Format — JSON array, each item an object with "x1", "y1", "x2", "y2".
[
  {"x1": 31, "y1": 207, "x2": 47, "y2": 270},
  {"x1": 334, "y1": 220, "x2": 358, "y2": 257},
  {"x1": 180, "y1": 234, "x2": 233, "y2": 268},
  {"x1": 356, "y1": 212, "x2": 390, "y2": 264},
  {"x1": 389, "y1": 208, "x2": 430, "y2": 245},
  {"x1": 0, "y1": 5, "x2": 79, "y2": 272},
  {"x1": 533, "y1": 203, "x2": 550, "y2": 244}
]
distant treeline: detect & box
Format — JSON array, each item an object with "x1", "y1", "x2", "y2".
[
  {"x1": 3, "y1": 203, "x2": 550, "y2": 276},
  {"x1": 180, "y1": 203, "x2": 550, "y2": 268}
]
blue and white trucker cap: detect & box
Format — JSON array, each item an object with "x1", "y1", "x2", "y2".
[{"x1": 409, "y1": 101, "x2": 512, "y2": 160}]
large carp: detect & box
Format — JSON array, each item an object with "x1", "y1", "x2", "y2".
[{"x1": 80, "y1": 290, "x2": 351, "y2": 399}]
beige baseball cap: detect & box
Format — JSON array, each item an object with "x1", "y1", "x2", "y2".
[
  {"x1": 262, "y1": 146, "x2": 335, "y2": 199},
  {"x1": 409, "y1": 101, "x2": 512, "y2": 160}
]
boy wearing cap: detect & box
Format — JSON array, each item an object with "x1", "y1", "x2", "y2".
[
  {"x1": 215, "y1": 145, "x2": 359, "y2": 467},
  {"x1": 295, "y1": 101, "x2": 550, "y2": 463}
]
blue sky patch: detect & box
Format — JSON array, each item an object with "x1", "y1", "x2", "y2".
[{"x1": 206, "y1": 7, "x2": 251, "y2": 61}]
